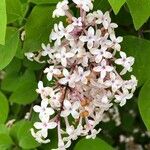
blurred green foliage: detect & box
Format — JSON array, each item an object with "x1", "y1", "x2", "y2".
[{"x1": 0, "y1": 0, "x2": 150, "y2": 149}]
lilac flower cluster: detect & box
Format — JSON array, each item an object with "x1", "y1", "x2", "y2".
[{"x1": 25, "y1": 0, "x2": 137, "y2": 149}]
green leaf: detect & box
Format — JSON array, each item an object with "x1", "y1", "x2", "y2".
[
  {"x1": 0, "y1": 91, "x2": 9, "y2": 123},
  {"x1": 19, "y1": 120, "x2": 40, "y2": 149},
  {"x1": 10, "y1": 120, "x2": 25, "y2": 144},
  {"x1": 94, "y1": 0, "x2": 111, "y2": 12},
  {"x1": 23, "y1": 58, "x2": 45, "y2": 70},
  {"x1": 0, "y1": 134, "x2": 13, "y2": 149},
  {"x1": 0, "y1": 124, "x2": 9, "y2": 134},
  {"x1": 74, "y1": 138, "x2": 114, "y2": 150},
  {"x1": 138, "y1": 80, "x2": 150, "y2": 130},
  {"x1": 126, "y1": 0, "x2": 150, "y2": 30},
  {"x1": 9, "y1": 70, "x2": 38, "y2": 105},
  {"x1": 0, "y1": 0, "x2": 7, "y2": 45},
  {"x1": 23, "y1": 5, "x2": 56, "y2": 52},
  {"x1": 1, "y1": 58, "x2": 22, "y2": 92},
  {"x1": 10, "y1": 120, "x2": 40, "y2": 149},
  {"x1": 108, "y1": 0, "x2": 125, "y2": 14},
  {"x1": 29, "y1": 0, "x2": 59, "y2": 4},
  {"x1": 0, "y1": 124, "x2": 13, "y2": 149},
  {"x1": 6, "y1": 0, "x2": 23, "y2": 23},
  {"x1": 0, "y1": 27, "x2": 19, "y2": 70},
  {"x1": 121, "y1": 36, "x2": 150, "y2": 87}
]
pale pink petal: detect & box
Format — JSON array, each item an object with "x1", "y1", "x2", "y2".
[
  {"x1": 34, "y1": 122, "x2": 43, "y2": 129},
  {"x1": 47, "y1": 73, "x2": 53, "y2": 81},
  {"x1": 41, "y1": 129, "x2": 48, "y2": 138},
  {"x1": 59, "y1": 78, "x2": 68, "y2": 85},
  {"x1": 80, "y1": 36, "x2": 87, "y2": 42},
  {"x1": 33, "y1": 105, "x2": 41, "y2": 113},
  {"x1": 48, "y1": 122, "x2": 57, "y2": 129},
  {"x1": 53, "y1": 69, "x2": 61, "y2": 75},
  {"x1": 66, "y1": 52, "x2": 74, "y2": 58},
  {"x1": 120, "y1": 51, "x2": 126, "y2": 58},
  {"x1": 88, "y1": 27, "x2": 94, "y2": 36},
  {"x1": 61, "y1": 110, "x2": 70, "y2": 117},
  {"x1": 64, "y1": 100, "x2": 71, "y2": 109},
  {"x1": 87, "y1": 40, "x2": 93, "y2": 49},
  {"x1": 101, "y1": 70, "x2": 106, "y2": 79},
  {"x1": 61, "y1": 58, "x2": 67, "y2": 67},
  {"x1": 93, "y1": 66, "x2": 101, "y2": 72},
  {"x1": 46, "y1": 108, "x2": 55, "y2": 115},
  {"x1": 63, "y1": 68, "x2": 69, "y2": 77},
  {"x1": 71, "y1": 110, "x2": 79, "y2": 119}
]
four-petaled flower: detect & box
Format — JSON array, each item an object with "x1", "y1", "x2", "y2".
[
  {"x1": 34, "y1": 115, "x2": 57, "y2": 138},
  {"x1": 33, "y1": 99, "x2": 55, "y2": 118},
  {"x1": 80, "y1": 27, "x2": 96, "y2": 49},
  {"x1": 115, "y1": 51, "x2": 134, "y2": 75},
  {"x1": 61, "y1": 100, "x2": 80, "y2": 119},
  {"x1": 76, "y1": 66, "x2": 90, "y2": 84},
  {"x1": 44, "y1": 66, "x2": 61, "y2": 81},
  {"x1": 72, "y1": 17, "x2": 82, "y2": 27},
  {"x1": 55, "y1": 47, "x2": 74, "y2": 67},
  {"x1": 72, "y1": 0, "x2": 93, "y2": 12},
  {"x1": 36, "y1": 81, "x2": 53, "y2": 99},
  {"x1": 105, "y1": 72, "x2": 122, "y2": 92},
  {"x1": 115, "y1": 89, "x2": 133, "y2": 107},
  {"x1": 90, "y1": 46, "x2": 112, "y2": 63},
  {"x1": 110, "y1": 34, "x2": 123, "y2": 51},
  {"x1": 53, "y1": 0, "x2": 69, "y2": 18},
  {"x1": 59, "y1": 68, "x2": 76, "y2": 88},
  {"x1": 93, "y1": 59, "x2": 113, "y2": 79}
]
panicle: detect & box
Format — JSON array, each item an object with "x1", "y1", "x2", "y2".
[{"x1": 25, "y1": 0, "x2": 138, "y2": 149}]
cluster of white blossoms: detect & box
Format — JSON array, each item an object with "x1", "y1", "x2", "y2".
[{"x1": 25, "y1": 0, "x2": 137, "y2": 149}]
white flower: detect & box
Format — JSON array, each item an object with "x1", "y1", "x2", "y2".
[
  {"x1": 101, "y1": 95, "x2": 109, "y2": 104},
  {"x1": 30, "y1": 128, "x2": 50, "y2": 144},
  {"x1": 107, "y1": 22, "x2": 118, "y2": 34},
  {"x1": 110, "y1": 34, "x2": 123, "y2": 51},
  {"x1": 73, "y1": 0, "x2": 93, "y2": 12},
  {"x1": 59, "y1": 68, "x2": 76, "y2": 88},
  {"x1": 44, "y1": 66, "x2": 61, "y2": 81},
  {"x1": 115, "y1": 51, "x2": 134, "y2": 75},
  {"x1": 105, "y1": 72, "x2": 122, "y2": 92},
  {"x1": 53, "y1": 0, "x2": 69, "y2": 18},
  {"x1": 80, "y1": 27, "x2": 96, "y2": 49},
  {"x1": 90, "y1": 46, "x2": 112, "y2": 63},
  {"x1": 95, "y1": 11, "x2": 110, "y2": 29},
  {"x1": 99, "y1": 33, "x2": 112, "y2": 48},
  {"x1": 50, "y1": 22, "x2": 64, "y2": 45},
  {"x1": 61, "y1": 100, "x2": 80, "y2": 119},
  {"x1": 72, "y1": 17, "x2": 82, "y2": 27},
  {"x1": 76, "y1": 66, "x2": 90, "y2": 84},
  {"x1": 33, "y1": 99, "x2": 55, "y2": 118},
  {"x1": 25, "y1": 52, "x2": 35, "y2": 61},
  {"x1": 36, "y1": 81, "x2": 53, "y2": 99},
  {"x1": 41, "y1": 43, "x2": 55, "y2": 59},
  {"x1": 93, "y1": 59, "x2": 113, "y2": 79},
  {"x1": 115, "y1": 89, "x2": 133, "y2": 107},
  {"x1": 70, "y1": 40, "x2": 85, "y2": 58},
  {"x1": 57, "y1": 138, "x2": 71, "y2": 150},
  {"x1": 50, "y1": 22, "x2": 73, "y2": 46},
  {"x1": 50, "y1": 92, "x2": 61, "y2": 109},
  {"x1": 123, "y1": 75, "x2": 137, "y2": 92},
  {"x1": 64, "y1": 125, "x2": 80, "y2": 140},
  {"x1": 86, "y1": 129, "x2": 101, "y2": 139},
  {"x1": 86, "y1": 12, "x2": 96, "y2": 23},
  {"x1": 55, "y1": 47, "x2": 74, "y2": 67},
  {"x1": 34, "y1": 115, "x2": 57, "y2": 138}
]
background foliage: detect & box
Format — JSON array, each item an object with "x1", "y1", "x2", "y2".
[{"x1": 0, "y1": 0, "x2": 150, "y2": 149}]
